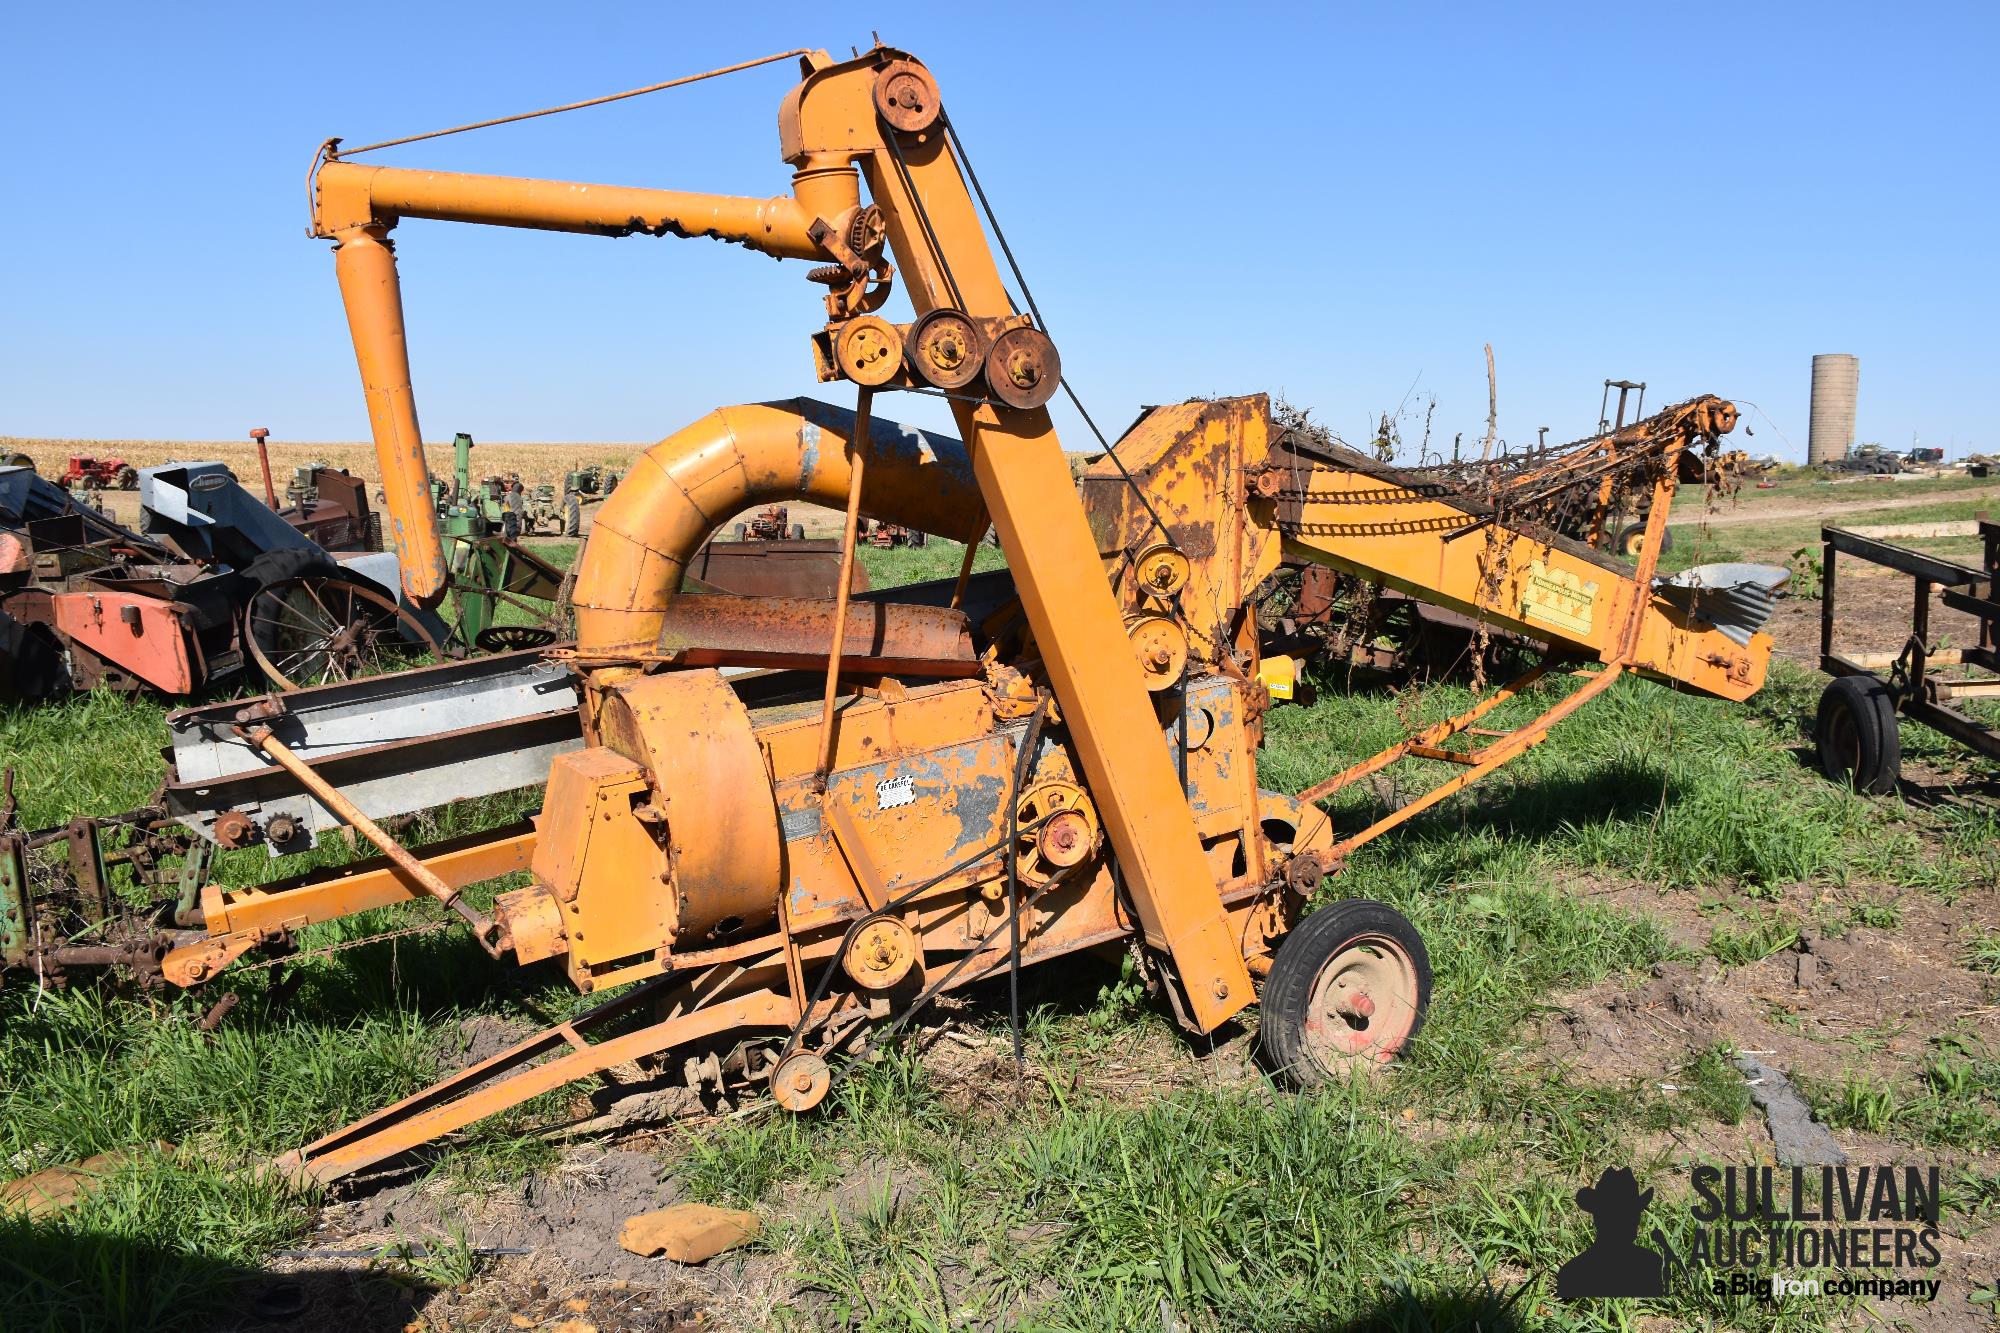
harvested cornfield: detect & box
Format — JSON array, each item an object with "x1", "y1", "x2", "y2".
[{"x1": 0, "y1": 437, "x2": 642, "y2": 490}]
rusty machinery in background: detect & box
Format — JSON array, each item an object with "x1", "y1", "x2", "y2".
[
  {"x1": 55, "y1": 455, "x2": 140, "y2": 492},
  {"x1": 5, "y1": 47, "x2": 1776, "y2": 1186},
  {"x1": 246, "y1": 427, "x2": 385, "y2": 554},
  {"x1": 1, "y1": 462, "x2": 440, "y2": 700},
  {"x1": 733, "y1": 504, "x2": 808, "y2": 543}
]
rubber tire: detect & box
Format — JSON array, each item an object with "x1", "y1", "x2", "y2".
[
  {"x1": 243, "y1": 546, "x2": 339, "y2": 586},
  {"x1": 910, "y1": 531, "x2": 928, "y2": 548},
  {"x1": 1258, "y1": 898, "x2": 1431, "y2": 1088},
  {"x1": 364, "y1": 511, "x2": 384, "y2": 553},
  {"x1": 790, "y1": 523, "x2": 806, "y2": 541},
  {"x1": 500, "y1": 510, "x2": 520, "y2": 542},
  {"x1": 1815, "y1": 675, "x2": 1901, "y2": 795},
  {"x1": 1613, "y1": 523, "x2": 1674, "y2": 558},
  {"x1": 564, "y1": 496, "x2": 583, "y2": 538},
  {"x1": 734, "y1": 522, "x2": 749, "y2": 541}
]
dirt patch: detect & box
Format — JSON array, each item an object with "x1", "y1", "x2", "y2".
[
  {"x1": 452, "y1": 1013, "x2": 538, "y2": 1068},
  {"x1": 1539, "y1": 878, "x2": 2000, "y2": 1332},
  {"x1": 1762, "y1": 562, "x2": 1988, "y2": 669},
  {"x1": 276, "y1": 1145, "x2": 798, "y2": 1332},
  {"x1": 1547, "y1": 879, "x2": 1999, "y2": 1095},
  {"x1": 324, "y1": 1149, "x2": 674, "y2": 1283}
]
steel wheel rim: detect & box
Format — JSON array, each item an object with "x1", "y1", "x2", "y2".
[
  {"x1": 1301, "y1": 932, "x2": 1421, "y2": 1071},
  {"x1": 246, "y1": 576, "x2": 438, "y2": 689}
]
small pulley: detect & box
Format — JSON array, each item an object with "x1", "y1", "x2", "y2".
[
  {"x1": 906, "y1": 308, "x2": 987, "y2": 390},
  {"x1": 1133, "y1": 543, "x2": 1190, "y2": 599},
  {"x1": 832, "y1": 315, "x2": 905, "y2": 386},
  {"x1": 771, "y1": 1050, "x2": 831, "y2": 1112},
  {"x1": 1126, "y1": 614, "x2": 1189, "y2": 692},
  {"x1": 843, "y1": 916, "x2": 919, "y2": 991},
  {"x1": 873, "y1": 59, "x2": 942, "y2": 133}
]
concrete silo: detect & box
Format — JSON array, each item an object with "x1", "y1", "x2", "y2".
[{"x1": 1808, "y1": 354, "x2": 1860, "y2": 466}]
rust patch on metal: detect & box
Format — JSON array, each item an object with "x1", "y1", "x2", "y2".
[{"x1": 654, "y1": 595, "x2": 979, "y2": 677}]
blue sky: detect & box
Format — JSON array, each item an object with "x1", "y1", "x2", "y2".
[{"x1": 3, "y1": 2, "x2": 1994, "y2": 461}]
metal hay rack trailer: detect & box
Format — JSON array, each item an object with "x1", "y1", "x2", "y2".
[{"x1": 1814, "y1": 520, "x2": 2000, "y2": 792}]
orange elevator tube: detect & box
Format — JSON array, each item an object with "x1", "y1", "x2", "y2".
[{"x1": 571, "y1": 398, "x2": 988, "y2": 657}]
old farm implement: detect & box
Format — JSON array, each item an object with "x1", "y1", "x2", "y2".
[
  {"x1": 1814, "y1": 521, "x2": 2000, "y2": 791},
  {"x1": 4, "y1": 46, "x2": 1777, "y2": 1186},
  {"x1": 1, "y1": 463, "x2": 440, "y2": 699}
]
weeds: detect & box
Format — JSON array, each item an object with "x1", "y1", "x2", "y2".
[
  {"x1": 1709, "y1": 915, "x2": 1802, "y2": 967},
  {"x1": 1966, "y1": 931, "x2": 2000, "y2": 975},
  {"x1": 1809, "y1": 1039, "x2": 2000, "y2": 1149},
  {"x1": 1678, "y1": 1044, "x2": 1754, "y2": 1126}
]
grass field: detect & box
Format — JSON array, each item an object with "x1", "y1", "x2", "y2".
[
  {"x1": 2, "y1": 542, "x2": 1996, "y2": 1331},
  {"x1": 1667, "y1": 494, "x2": 2000, "y2": 572}
]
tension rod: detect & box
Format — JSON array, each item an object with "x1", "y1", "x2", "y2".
[
  {"x1": 236, "y1": 719, "x2": 506, "y2": 957},
  {"x1": 815, "y1": 388, "x2": 874, "y2": 785}
]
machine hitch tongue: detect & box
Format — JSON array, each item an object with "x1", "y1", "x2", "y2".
[{"x1": 232, "y1": 715, "x2": 508, "y2": 956}]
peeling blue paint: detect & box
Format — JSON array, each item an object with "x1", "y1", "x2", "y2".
[
  {"x1": 798, "y1": 421, "x2": 821, "y2": 492},
  {"x1": 781, "y1": 396, "x2": 976, "y2": 492}
]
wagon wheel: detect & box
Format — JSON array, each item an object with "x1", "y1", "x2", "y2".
[
  {"x1": 1814, "y1": 675, "x2": 1901, "y2": 795},
  {"x1": 242, "y1": 575, "x2": 440, "y2": 689},
  {"x1": 474, "y1": 625, "x2": 560, "y2": 652}
]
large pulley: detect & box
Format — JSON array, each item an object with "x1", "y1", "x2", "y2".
[{"x1": 906, "y1": 308, "x2": 987, "y2": 390}]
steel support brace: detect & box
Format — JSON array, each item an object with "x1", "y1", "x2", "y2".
[{"x1": 278, "y1": 985, "x2": 793, "y2": 1185}]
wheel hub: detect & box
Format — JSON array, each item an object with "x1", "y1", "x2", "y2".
[{"x1": 1302, "y1": 935, "x2": 1420, "y2": 1065}]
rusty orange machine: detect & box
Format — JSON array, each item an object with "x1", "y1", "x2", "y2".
[{"x1": 138, "y1": 46, "x2": 1772, "y2": 1184}]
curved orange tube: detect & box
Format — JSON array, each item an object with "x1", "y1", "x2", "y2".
[{"x1": 572, "y1": 398, "x2": 987, "y2": 656}]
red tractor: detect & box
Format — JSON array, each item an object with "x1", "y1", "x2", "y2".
[
  {"x1": 58, "y1": 455, "x2": 139, "y2": 490},
  {"x1": 860, "y1": 518, "x2": 927, "y2": 548},
  {"x1": 733, "y1": 504, "x2": 806, "y2": 542}
]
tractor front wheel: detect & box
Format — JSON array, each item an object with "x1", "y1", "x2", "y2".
[{"x1": 1258, "y1": 899, "x2": 1430, "y2": 1086}]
